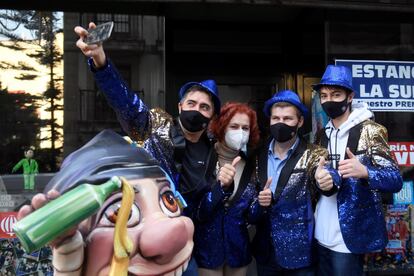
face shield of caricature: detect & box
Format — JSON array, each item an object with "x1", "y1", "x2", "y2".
[{"x1": 45, "y1": 130, "x2": 194, "y2": 276}]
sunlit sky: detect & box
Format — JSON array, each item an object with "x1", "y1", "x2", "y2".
[
  {"x1": 0, "y1": 10, "x2": 64, "y2": 148},
  {"x1": 0, "y1": 11, "x2": 63, "y2": 41}
]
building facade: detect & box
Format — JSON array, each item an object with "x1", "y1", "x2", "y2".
[
  {"x1": 1, "y1": 0, "x2": 414, "y2": 274},
  {"x1": 59, "y1": 1, "x2": 414, "y2": 156}
]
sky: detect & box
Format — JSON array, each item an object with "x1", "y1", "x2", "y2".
[
  {"x1": 0, "y1": 10, "x2": 63, "y2": 40},
  {"x1": 0, "y1": 10, "x2": 64, "y2": 148}
]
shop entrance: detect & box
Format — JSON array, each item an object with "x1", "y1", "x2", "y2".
[{"x1": 165, "y1": 15, "x2": 325, "y2": 136}]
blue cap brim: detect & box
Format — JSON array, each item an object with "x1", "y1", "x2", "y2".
[
  {"x1": 263, "y1": 97, "x2": 309, "y2": 118},
  {"x1": 179, "y1": 82, "x2": 221, "y2": 115},
  {"x1": 312, "y1": 82, "x2": 355, "y2": 92}
]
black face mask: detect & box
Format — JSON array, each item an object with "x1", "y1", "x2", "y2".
[
  {"x1": 321, "y1": 98, "x2": 350, "y2": 119},
  {"x1": 179, "y1": 110, "x2": 210, "y2": 132},
  {"x1": 270, "y1": 123, "x2": 298, "y2": 143}
]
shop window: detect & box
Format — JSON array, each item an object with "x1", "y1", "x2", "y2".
[{"x1": 96, "y1": 13, "x2": 129, "y2": 34}]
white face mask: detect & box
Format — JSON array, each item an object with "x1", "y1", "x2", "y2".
[{"x1": 225, "y1": 129, "x2": 250, "y2": 151}]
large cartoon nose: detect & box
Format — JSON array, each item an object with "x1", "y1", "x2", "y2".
[{"x1": 138, "y1": 216, "x2": 189, "y2": 264}]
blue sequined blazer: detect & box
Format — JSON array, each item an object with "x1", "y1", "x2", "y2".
[
  {"x1": 88, "y1": 58, "x2": 217, "y2": 211},
  {"x1": 316, "y1": 120, "x2": 403, "y2": 254},
  {"x1": 194, "y1": 153, "x2": 258, "y2": 268},
  {"x1": 250, "y1": 139, "x2": 328, "y2": 269}
]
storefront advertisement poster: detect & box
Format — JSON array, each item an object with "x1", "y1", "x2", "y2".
[
  {"x1": 0, "y1": 238, "x2": 53, "y2": 276},
  {"x1": 311, "y1": 90, "x2": 329, "y2": 142},
  {"x1": 0, "y1": 212, "x2": 17, "y2": 239},
  {"x1": 389, "y1": 142, "x2": 414, "y2": 167},
  {"x1": 335, "y1": 60, "x2": 414, "y2": 112},
  {"x1": 366, "y1": 205, "x2": 414, "y2": 272},
  {"x1": 0, "y1": 211, "x2": 53, "y2": 275},
  {"x1": 394, "y1": 181, "x2": 414, "y2": 205}
]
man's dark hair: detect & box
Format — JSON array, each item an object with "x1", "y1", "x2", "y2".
[
  {"x1": 319, "y1": 85, "x2": 353, "y2": 95},
  {"x1": 180, "y1": 85, "x2": 213, "y2": 105}
]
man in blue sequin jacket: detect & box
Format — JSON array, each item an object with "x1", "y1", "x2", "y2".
[
  {"x1": 313, "y1": 65, "x2": 403, "y2": 276},
  {"x1": 250, "y1": 90, "x2": 336, "y2": 275},
  {"x1": 75, "y1": 23, "x2": 222, "y2": 275}
]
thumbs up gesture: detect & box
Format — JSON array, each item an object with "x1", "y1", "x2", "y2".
[
  {"x1": 315, "y1": 156, "x2": 333, "y2": 191},
  {"x1": 258, "y1": 178, "x2": 272, "y2": 207},
  {"x1": 218, "y1": 156, "x2": 241, "y2": 188},
  {"x1": 338, "y1": 148, "x2": 368, "y2": 179}
]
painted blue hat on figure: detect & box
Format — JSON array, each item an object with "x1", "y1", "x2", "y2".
[
  {"x1": 179, "y1": 80, "x2": 221, "y2": 115},
  {"x1": 312, "y1": 65, "x2": 355, "y2": 92},
  {"x1": 263, "y1": 90, "x2": 309, "y2": 118}
]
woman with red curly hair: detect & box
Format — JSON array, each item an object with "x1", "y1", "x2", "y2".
[{"x1": 194, "y1": 102, "x2": 260, "y2": 276}]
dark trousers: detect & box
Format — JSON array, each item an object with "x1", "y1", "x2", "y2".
[
  {"x1": 316, "y1": 243, "x2": 364, "y2": 276},
  {"x1": 257, "y1": 263, "x2": 314, "y2": 276}
]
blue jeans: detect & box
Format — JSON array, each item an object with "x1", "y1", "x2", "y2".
[
  {"x1": 316, "y1": 244, "x2": 364, "y2": 276},
  {"x1": 183, "y1": 257, "x2": 198, "y2": 276}
]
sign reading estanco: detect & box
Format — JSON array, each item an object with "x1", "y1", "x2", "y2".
[{"x1": 335, "y1": 60, "x2": 414, "y2": 112}]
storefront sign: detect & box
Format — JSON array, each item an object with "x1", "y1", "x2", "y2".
[
  {"x1": 335, "y1": 60, "x2": 414, "y2": 112},
  {"x1": 0, "y1": 212, "x2": 17, "y2": 238},
  {"x1": 394, "y1": 181, "x2": 414, "y2": 205},
  {"x1": 389, "y1": 142, "x2": 414, "y2": 166}
]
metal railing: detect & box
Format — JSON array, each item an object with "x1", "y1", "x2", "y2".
[{"x1": 79, "y1": 89, "x2": 117, "y2": 122}]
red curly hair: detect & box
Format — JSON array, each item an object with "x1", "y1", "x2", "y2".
[{"x1": 210, "y1": 102, "x2": 260, "y2": 148}]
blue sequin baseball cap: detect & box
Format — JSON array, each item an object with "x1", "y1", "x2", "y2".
[
  {"x1": 263, "y1": 90, "x2": 309, "y2": 118},
  {"x1": 179, "y1": 79, "x2": 221, "y2": 115},
  {"x1": 312, "y1": 65, "x2": 355, "y2": 92}
]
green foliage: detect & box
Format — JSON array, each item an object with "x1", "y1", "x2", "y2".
[
  {"x1": 15, "y1": 74, "x2": 38, "y2": 80},
  {"x1": 0, "y1": 10, "x2": 63, "y2": 172},
  {"x1": 0, "y1": 87, "x2": 44, "y2": 174}
]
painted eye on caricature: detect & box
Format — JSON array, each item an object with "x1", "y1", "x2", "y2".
[
  {"x1": 100, "y1": 201, "x2": 140, "y2": 227},
  {"x1": 160, "y1": 191, "x2": 180, "y2": 217}
]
